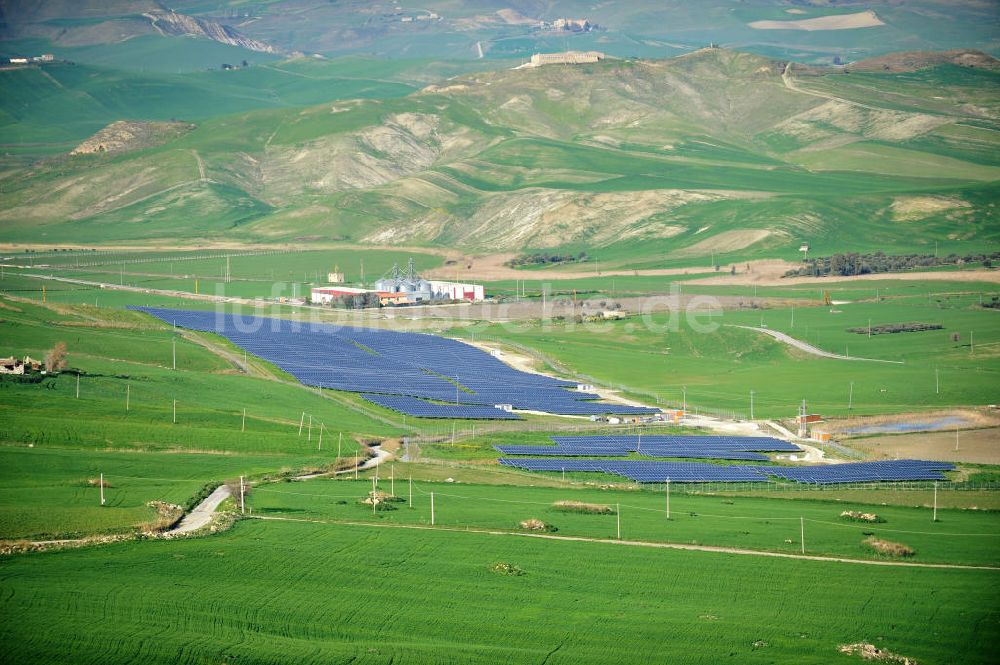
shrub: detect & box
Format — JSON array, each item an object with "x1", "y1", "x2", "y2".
[
  {"x1": 518, "y1": 518, "x2": 556, "y2": 532},
  {"x1": 45, "y1": 342, "x2": 68, "y2": 372},
  {"x1": 490, "y1": 562, "x2": 525, "y2": 576},
  {"x1": 841, "y1": 510, "x2": 884, "y2": 523}
]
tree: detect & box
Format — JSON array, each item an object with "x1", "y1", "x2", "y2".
[{"x1": 45, "y1": 342, "x2": 67, "y2": 372}]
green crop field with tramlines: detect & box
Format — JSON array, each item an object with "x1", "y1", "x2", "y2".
[{"x1": 0, "y1": 518, "x2": 997, "y2": 664}]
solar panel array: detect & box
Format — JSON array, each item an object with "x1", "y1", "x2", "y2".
[
  {"x1": 496, "y1": 435, "x2": 800, "y2": 461},
  {"x1": 500, "y1": 458, "x2": 768, "y2": 482},
  {"x1": 763, "y1": 459, "x2": 955, "y2": 484},
  {"x1": 360, "y1": 394, "x2": 521, "y2": 420},
  {"x1": 499, "y1": 458, "x2": 955, "y2": 484},
  {"x1": 133, "y1": 307, "x2": 659, "y2": 417}
]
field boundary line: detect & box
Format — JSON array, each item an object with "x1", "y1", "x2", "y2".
[{"x1": 249, "y1": 515, "x2": 1000, "y2": 571}]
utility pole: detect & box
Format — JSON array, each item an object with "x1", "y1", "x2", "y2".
[
  {"x1": 868, "y1": 319, "x2": 871, "y2": 338},
  {"x1": 242, "y1": 408, "x2": 246, "y2": 432},
  {"x1": 408, "y1": 475, "x2": 413, "y2": 508},
  {"x1": 848, "y1": 381, "x2": 854, "y2": 412},
  {"x1": 800, "y1": 517, "x2": 805, "y2": 554},
  {"x1": 749, "y1": 390, "x2": 755, "y2": 421},
  {"x1": 337, "y1": 432, "x2": 342, "y2": 460},
  {"x1": 308, "y1": 414, "x2": 312, "y2": 442},
  {"x1": 100, "y1": 473, "x2": 105, "y2": 506},
  {"x1": 955, "y1": 429, "x2": 960, "y2": 452},
  {"x1": 172, "y1": 337, "x2": 176, "y2": 370},
  {"x1": 970, "y1": 331, "x2": 974, "y2": 356},
  {"x1": 935, "y1": 369, "x2": 939, "y2": 395},
  {"x1": 616, "y1": 504, "x2": 621, "y2": 540},
  {"x1": 390, "y1": 464, "x2": 395, "y2": 497},
  {"x1": 666, "y1": 478, "x2": 670, "y2": 519},
  {"x1": 298, "y1": 411, "x2": 305, "y2": 436},
  {"x1": 797, "y1": 399, "x2": 808, "y2": 439},
  {"x1": 431, "y1": 492, "x2": 435, "y2": 525},
  {"x1": 126, "y1": 384, "x2": 130, "y2": 412},
  {"x1": 240, "y1": 476, "x2": 245, "y2": 514},
  {"x1": 682, "y1": 386, "x2": 687, "y2": 413},
  {"x1": 172, "y1": 399, "x2": 176, "y2": 424},
  {"x1": 76, "y1": 373, "x2": 80, "y2": 399},
  {"x1": 933, "y1": 481, "x2": 938, "y2": 522},
  {"x1": 318, "y1": 423, "x2": 323, "y2": 451},
  {"x1": 355, "y1": 453, "x2": 359, "y2": 480}
]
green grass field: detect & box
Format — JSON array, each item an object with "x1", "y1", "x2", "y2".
[
  {"x1": 457, "y1": 291, "x2": 1000, "y2": 419},
  {"x1": 0, "y1": 518, "x2": 996, "y2": 664},
  {"x1": 251, "y1": 476, "x2": 1000, "y2": 566},
  {"x1": 0, "y1": 446, "x2": 342, "y2": 540},
  {"x1": 0, "y1": 296, "x2": 407, "y2": 537}
]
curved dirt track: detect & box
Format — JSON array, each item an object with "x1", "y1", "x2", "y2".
[{"x1": 732, "y1": 325, "x2": 903, "y2": 364}]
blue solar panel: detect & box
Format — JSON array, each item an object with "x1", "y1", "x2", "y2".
[
  {"x1": 498, "y1": 458, "x2": 954, "y2": 484},
  {"x1": 550, "y1": 435, "x2": 800, "y2": 452},
  {"x1": 133, "y1": 307, "x2": 660, "y2": 417},
  {"x1": 496, "y1": 434, "x2": 797, "y2": 461}
]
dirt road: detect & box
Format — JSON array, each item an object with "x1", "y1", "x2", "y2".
[
  {"x1": 169, "y1": 484, "x2": 232, "y2": 534},
  {"x1": 732, "y1": 325, "x2": 903, "y2": 364}
]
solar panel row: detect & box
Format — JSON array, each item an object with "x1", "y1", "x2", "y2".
[
  {"x1": 498, "y1": 458, "x2": 955, "y2": 484},
  {"x1": 494, "y1": 445, "x2": 769, "y2": 461},
  {"x1": 133, "y1": 308, "x2": 661, "y2": 417},
  {"x1": 496, "y1": 434, "x2": 799, "y2": 461},
  {"x1": 550, "y1": 435, "x2": 801, "y2": 452}
]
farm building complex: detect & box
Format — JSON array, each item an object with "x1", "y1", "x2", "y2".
[{"x1": 311, "y1": 258, "x2": 484, "y2": 305}]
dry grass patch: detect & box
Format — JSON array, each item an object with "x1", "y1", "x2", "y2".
[
  {"x1": 863, "y1": 536, "x2": 914, "y2": 558},
  {"x1": 145, "y1": 501, "x2": 184, "y2": 532},
  {"x1": 552, "y1": 500, "x2": 614, "y2": 514},
  {"x1": 749, "y1": 10, "x2": 883, "y2": 31},
  {"x1": 838, "y1": 642, "x2": 919, "y2": 664}
]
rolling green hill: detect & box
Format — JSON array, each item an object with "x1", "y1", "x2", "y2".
[
  {"x1": 3, "y1": 0, "x2": 997, "y2": 66},
  {"x1": 2, "y1": 48, "x2": 997, "y2": 267}
]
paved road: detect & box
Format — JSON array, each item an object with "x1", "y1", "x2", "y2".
[
  {"x1": 170, "y1": 484, "x2": 232, "y2": 534},
  {"x1": 731, "y1": 325, "x2": 903, "y2": 364}
]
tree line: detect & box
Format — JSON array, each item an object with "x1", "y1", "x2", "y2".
[
  {"x1": 785, "y1": 251, "x2": 1000, "y2": 278},
  {"x1": 506, "y1": 251, "x2": 589, "y2": 267}
]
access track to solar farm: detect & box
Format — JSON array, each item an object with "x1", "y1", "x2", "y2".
[{"x1": 133, "y1": 307, "x2": 659, "y2": 418}]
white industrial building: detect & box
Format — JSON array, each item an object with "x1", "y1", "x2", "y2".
[
  {"x1": 311, "y1": 258, "x2": 484, "y2": 306},
  {"x1": 374, "y1": 259, "x2": 485, "y2": 303}
]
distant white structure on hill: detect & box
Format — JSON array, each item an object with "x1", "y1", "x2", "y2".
[{"x1": 519, "y1": 51, "x2": 606, "y2": 68}]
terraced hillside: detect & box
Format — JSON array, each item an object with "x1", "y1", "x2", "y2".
[{"x1": 2, "y1": 48, "x2": 997, "y2": 267}]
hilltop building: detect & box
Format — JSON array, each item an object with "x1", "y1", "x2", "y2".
[{"x1": 527, "y1": 51, "x2": 605, "y2": 67}]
